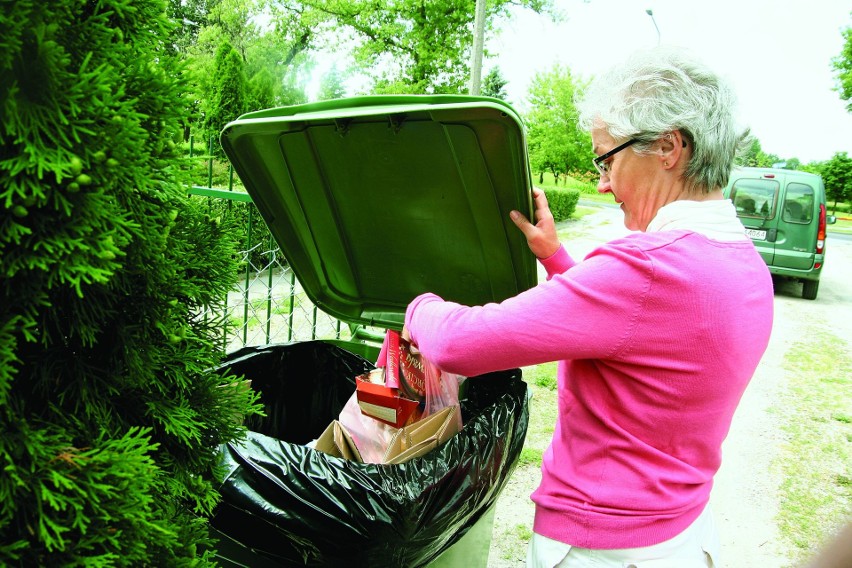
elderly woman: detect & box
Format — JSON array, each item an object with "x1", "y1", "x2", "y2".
[{"x1": 403, "y1": 46, "x2": 773, "y2": 567}]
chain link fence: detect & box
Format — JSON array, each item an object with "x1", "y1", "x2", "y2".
[{"x1": 187, "y1": 136, "x2": 355, "y2": 353}]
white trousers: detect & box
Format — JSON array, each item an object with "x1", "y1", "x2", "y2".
[{"x1": 526, "y1": 505, "x2": 721, "y2": 568}]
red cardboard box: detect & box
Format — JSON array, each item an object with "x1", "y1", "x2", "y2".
[{"x1": 355, "y1": 375, "x2": 420, "y2": 428}]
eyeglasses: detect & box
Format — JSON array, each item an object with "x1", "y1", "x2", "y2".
[{"x1": 592, "y1": 138, "x2": 638, "y2": 177}]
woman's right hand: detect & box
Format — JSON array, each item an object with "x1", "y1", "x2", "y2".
[{"x1": 510, "y1": 187, "x2": 561, "y2": 259}]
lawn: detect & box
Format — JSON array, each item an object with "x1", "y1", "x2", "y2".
[{"x1": 829, "y1": 215, "x2": 852, "y2": 235}]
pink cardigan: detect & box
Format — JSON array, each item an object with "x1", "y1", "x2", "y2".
[{"x1": 404, "y1": 229, "x2": 773, "y2": 549}]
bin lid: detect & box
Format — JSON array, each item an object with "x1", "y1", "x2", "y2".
[{"x1": 220, "y1": 95, "x2": 537, "y2": 329}]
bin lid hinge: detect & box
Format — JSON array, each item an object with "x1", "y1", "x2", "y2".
[
  {"x1": 334, "y1": 118, "x2": 352, "y2": 137},
  {"x1": 387, "y1": 113, "x2": 406, "y2": 134}
]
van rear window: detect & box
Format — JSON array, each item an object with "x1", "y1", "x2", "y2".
[
  {"x1": 782, "y1": 183, "x2": 814, "y2": 224},
  {"x1": 730, "y1": 179, "x2": 778, "y2": 219}
]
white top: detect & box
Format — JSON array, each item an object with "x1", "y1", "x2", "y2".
[{"x1": 646, "y1": 199, "x2": 749, "y2": 242}]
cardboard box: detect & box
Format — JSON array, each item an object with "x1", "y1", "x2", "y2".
[
  {"x1": 383, "y1": 405, "x2": 459, "y2": 465},
  {"x1": 314, "y1": 420, "x2": 363, "y2": 462},
  {"x1": 314, "y1": 405, "x2": 460, "y2": 465},
  {"x1": 355, "y1": 371, "x2": 421, "y2": 428}
]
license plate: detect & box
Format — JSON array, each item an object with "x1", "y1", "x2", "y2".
[{"x1": 745, "y1": 229, "x2": 767, "y2": 240}]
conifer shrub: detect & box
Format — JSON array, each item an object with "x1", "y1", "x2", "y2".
[
  {"x1": 201, "y1": 40, "x2": 247, "y2": 155},
  {"x1": 1, "y1": 1, "x2": 261, "y2": 565}
]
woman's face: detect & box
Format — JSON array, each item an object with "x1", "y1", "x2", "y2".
[{"x1": 591, "y1": 128, "x2": 666, "y2": 232}]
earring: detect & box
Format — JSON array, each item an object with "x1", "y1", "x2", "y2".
[{"x1": 664, "y1": 161, "x2": 669, "y2": 167}]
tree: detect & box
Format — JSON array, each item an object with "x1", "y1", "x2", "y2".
[
  {"x1": 247, "y1": 67, "x2": 278, "y2": 111},
  {"x1": 182, "y1": 0, "x2": 319, "y2": 129},
  {"x1": 316, "y1": 64, "x2": 348, "y2": 100},
  {"x1": 525, "y1": 64, "x2": 595, "y2": 183},
  {"x1": 300, "y1": 0, "x2": 555, "y2": 94},
  {"x1": 0, "y1": 1, "x2": 260, "y2": 564},
  {"x1": 832, "y1": 20, "x2": 852, "y2": 112},
  {"x1": 482, "y1": 66, "x2": 509, "y2": 100},
  {"x1": 201, "y1": 40, "x2": 247, "y2": 146},
  {"x1": 737, "y1": 138, "x2": 776, "y2": 168},
  {"x1": 784, "y1": 157, "x2": 802, "y2": 170},
  {"x1": 166, "y1": 0, "x2": 212, "y2": 55},
  {"x1": 819, "y1": 152, "x2": 852, "y2": 209}
]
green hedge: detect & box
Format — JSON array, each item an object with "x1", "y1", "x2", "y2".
[{"x1": 543, "y1": 187, "x2": 580, "y2": 222}]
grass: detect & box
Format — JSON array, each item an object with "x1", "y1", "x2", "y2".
[
  {"x1": 828, "y1": 215, "x2": 852, "y2": 235},
  {"x1": 535, "y1": 171, "x2": 597, "y2": 195},
  {"x1": 227, "y1": 295, "x2": 299, "y2": 334},
  {"x1": 493, "y1": 363, "x2": 559, "y2": 562},
  {"x1": 573, "y1": 205, "x2": 603, "y2": 220},
  {"x1": 776, "y1": 330, "x2": 852, "y2": 565},
  {"x1": 522, "y1": 362, "x2": 559, "y2": 452},
  {"x1": 517, "y1": 447, "x2": 543, "y2": 467},
  {"x1": 513, "y1": 524, "x2": 534, "y2": 543}
]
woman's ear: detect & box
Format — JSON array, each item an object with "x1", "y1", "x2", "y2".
[{"x1": 660, "y1": 130, "x2": 686, "y2": 170}]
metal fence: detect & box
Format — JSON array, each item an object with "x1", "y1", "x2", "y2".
[{"x1": 187, "y1": 136, "x2": 354, "y2": 353}]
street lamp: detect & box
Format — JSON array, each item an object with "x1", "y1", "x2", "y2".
[
  {"x1": 645, "y1": 9, "x2": 660, "y2": 45},
  {"x1": 469, "y1": 0, "x2": 487, "y2": 95}
]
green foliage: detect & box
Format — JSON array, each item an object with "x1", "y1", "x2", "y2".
[
  {"x1": 246, "y1": 67, "x2": 278, "y2": 111},
  {"x1": 736, "y1": 138, "x2": 781, "y2": 168},
  {"x1": 166, "y1": 0, "x2": 209, "y2": 55},
  {"x1": 180, "y1": 141, "x2": 279, "y2": 272},
  {"x1": 481, "y1": 67, "x2": 509, "y2": 100},
  {"x1": 832, "y1": 21, "x2": 852, "y2": 112},
  {"x1": 819, "y1": 151, "x2": 852, "y2": 206},
  {"x1": 201, "y1": 40, "x2": 246, "y2": 148},
  {"x1": 180, "y1": 0, "x2": 316, "y2": 131},
  {"x1": 542, "y1": 187, "x2": 580, "y2": 222},
  {"x1": 784, "y1": 157, "x2": 802, "y2": 170},
  {"x1": 174, "y1": 0, "x2": 556, "y2": 116},
  {"x1": 316, "y1": 64, "x2": 348, "y2": 101},
  {"x1": 1, "y1": 0, "x2": 262, "y2": 564},
  {"x1": 304, "y1": 0, "x2": 555, "y2": 94},
  {"x1": 3, "y1": 426, "x2": 167, "y2": 562},
  {"x1": 525, "y1": 64, "x2": 595, "y2": 180}
]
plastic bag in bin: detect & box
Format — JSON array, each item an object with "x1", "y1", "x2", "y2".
[{"x1": 209, "y1": 340, "x2": 529, "y2": 568}]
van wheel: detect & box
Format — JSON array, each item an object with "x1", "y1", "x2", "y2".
[{"x1": 802, "y1": 280, "x2": 819, "y2": 300}]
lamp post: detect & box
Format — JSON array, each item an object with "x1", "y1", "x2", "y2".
[
  {"x1": 645, "y1": 9, "x2": 660, "y2": 45},
  {"x1": 469, "y1": 0, "x2": 487, "y2": 95}
]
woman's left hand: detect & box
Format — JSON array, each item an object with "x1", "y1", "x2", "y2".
[{"x1": 510, "y1": 187, "x2": 561, "y2": 259}]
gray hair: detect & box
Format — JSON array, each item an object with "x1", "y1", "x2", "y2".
[{"x1": 576, "y1": 46, "x2": 750, "y2": 193}]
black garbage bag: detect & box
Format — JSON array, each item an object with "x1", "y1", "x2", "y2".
[{"x1": 209, "y1": 340, "x2": 529, "y2": 568}]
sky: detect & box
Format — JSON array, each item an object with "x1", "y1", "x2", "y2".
[{"x1": 486, "y1": 0, "x2": 852, "y2": 164}]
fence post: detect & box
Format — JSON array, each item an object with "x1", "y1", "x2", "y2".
[
  {"x1": 242, "y1": 208, "x2": 254, "y2": 344},
  {"x1": 207, "y1": 135, "x2": 215, "y2": 188},
  {"x1": 287, "y1": 270, "x2": 296, "y2": 342},
  {"x1": 265, "y1": 237, "x2": 274, "y2": 344}
]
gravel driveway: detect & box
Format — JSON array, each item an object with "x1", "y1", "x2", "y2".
[{"x1": 487, "y1": 205, "x2": 852, "y2": 567}]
